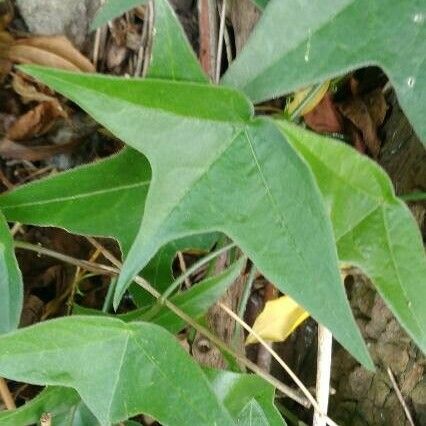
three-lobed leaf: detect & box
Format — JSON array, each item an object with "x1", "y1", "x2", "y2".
[
  {"x1": 223, "y1": 0, "x2": 426, "y2": 144},
  {"x1": 0, "y1": 211, "x2": 23, "y2": 334},
  {"x1": 19, "y1": 65, "x2": 372, "y2": 368},
  {"x1": 0, "y1": 0, "x2": 217, "y2": 308},
  {"x1": 0, "y1": 317, "x2": 235, "y2": 425},
  {"x1": 279, "y1": 121, "x2": 426, "y2": 353}
]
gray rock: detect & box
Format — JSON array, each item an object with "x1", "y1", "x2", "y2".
[{"x1": 16, "y1": 0, "x2": 100, "y2": 47}]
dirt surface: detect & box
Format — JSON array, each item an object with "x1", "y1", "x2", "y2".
[
  {"x1": 329, "y1": 94, "x2": 426, "y2": 426},
  {"x1": 331, "y1": 274, "x2": 425, "y2": 426}
]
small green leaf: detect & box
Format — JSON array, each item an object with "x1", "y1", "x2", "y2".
[
  {"x1": 0, "y1": 148, "x2": 149, "y2": 254},
  {"x1": 223, "y1": 0, "x2": 426, "y2": 144},
  {"x1": 237, "y1": 400, "x2": 271, "y2": 425},
  {"x1": 134, "y1": 232, "x2": 219, "y2": 306},
  {"x1": 279, "y1": 120, "x2": 426, "y2": 353},
  {"x1": 0, "y1": 211, "x2": 23, "y2": 334},
  {"x1": 135, "y1": 258, "x2": 245, "y2": 332},
  {"x1": 75, "y1": 259, "x2": 245, "y2": 334},
  {"x1": 205, "y1": 369, "x2": 285, "y2": 425},
  {"x1": 0, "y1": 149, "x2": 219, "y2": 304},
  {"x1": 250, "y1": 0, "x2": 269, "y2": 9},
  {"x1": 0, "y1": 317, "x2": 234, "y2": 425},
  {"x1": 0, "y1": 387, "x2": 82, "y2": 426},
  {"x1": 149, "y1": 0, "x2": 208, "y2": 83},
  {"x1": 91, "y1": 0, "x2": 149, "y2": 30},
  {"x1": 19, "y1": 66, "x2": 372, "y2": 368}
]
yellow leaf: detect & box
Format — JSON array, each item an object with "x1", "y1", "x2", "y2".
[
  {"x1": 286, "y1": 81, "x2": 330, "y2": 116},
  {"x1": 246, "y1": 295, "x2": 309, "y2": 344}
]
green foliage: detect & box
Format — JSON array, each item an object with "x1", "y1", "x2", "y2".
[
  {"x1": 279, "y1": 121, "x2": 426, "y2": 352},
  {"x1": 75, "y1": 259, "x2": 245, "y2": 334},
  {"x1": 0, "y1": 0, "x2": 424, "y2": 423},
  {"x1": 0, "y1": 369, "x2": 284, "y2": 426},
  {"x1": 19, "y1": 64, "x2": 370, "y2": 368},
  {"x1": 250, "y1": 0, "x2": 269, "y2": 9},
  {"x1": 0, "y1": 387, "x2": 82, "y2": 426},
  {"x1": 148, "y1": 0, "x2": 208, "y2": 82},
  {"x1": 223, "y1": 0, "x2": 426, "y2": 144},
  {"x1": 0, "y1": 317, "x2": 234, "y2": 425},
  {"x1": 205, "y1": 369, "x2": 285, "y2": 425},
  {"x1": 0, "y1": 211, "x2": 22, "y2": 334},
  {"x1": 0, "y1": 148, "x2": 149, "y2": 254}
]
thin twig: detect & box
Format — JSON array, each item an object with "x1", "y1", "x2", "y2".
[
  {"x1": 387, "y1": 367, "x2": 415, "y2": 426},
  {"x1": 219, "y1": 303, "x2": 340, "y2": 426},
  {"x1": 14, "y1": 241, "x2": 117, "y2": 276},
  {"x1": 92, "y1": 0, "x2": 106, "y2": 68},
  {"x1": 15, "y1": 239, "x2": 309, "y2": 408},
  {"x1": 10, "y1": 222, "x2": 22, "y2": 237},
  {"x1": 177, "y1": 252, "x2": 191, "y2": 288},
  {"x1": 141, "y1": 1, "x2": 154, "y2": 78},
  {"x1": 313, "y1": 326, "x2": 333, "y2": 426},
  {"x1": 198, "y1": 0, "x2": 218, "y2": 79},
  {"x1": 222, "y1": 23, "x2": 233, "y2": 67},
  {"x1": 215, "y1": 0, "x2": 227, "y2": 83},
  {"x1": 256, "y1": 283, "x2": 277, "y2": 372},
  {"x1": 0, "y1": 378, "x2": 15, "y2": 410}
]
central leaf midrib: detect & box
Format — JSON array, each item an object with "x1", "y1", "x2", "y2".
[
  {"x1": 0, "y1": 181, "x2": 150, "y2": 209},
  {"x1": 107, "y1": 332, "x2": 130, "y2": 423},
  {"x1": 145, "y1": 128, "x2": 245, "y2": 235},
  {"x1": 244, "y1": 128, "x2": 311, "y2": 279},
  {"x1": 45, "y1": 72, "x2": 252, "y2": 125}
]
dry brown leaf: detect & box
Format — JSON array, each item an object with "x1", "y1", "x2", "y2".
[
  {"x1": 0, "y1": 137, "x2": 80, "y2": 161},
  {"x1": 0, "y1": 29, "x2": 12, "y2": 81},
  {"x1": 338, "y1": 89, "x2": 388, "y2": 158},
  {"x1": 9, "y1": 35, "x2": 95, "y2": 72},
  {"x1": 7, "y1": 101, "x2": 66, "y2": 141},
  {"x1": 11, "y1": 72, "x2": 58, "y2": 104},
  {"x1": 304, "y1": 92, "x2": 344, "y2": 134}
]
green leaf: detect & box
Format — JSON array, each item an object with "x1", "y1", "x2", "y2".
[
  {"x1": 148, "y1": 0, "x2": 208, "y2": 83},
  {"x1": 126, "y1": 258, "x2": 245, "y2": 331},
  {"x1": 1, "y1": 367, "x2": 284, "y2": 426},
  {"x1": 91, "y1": 0, "x2": 149, "y2": 30},
  {"x1": 0, "y1": 317, "x2": 234, "y2": 425},
  {"x1": 0, "y1": 149, "x2": 218, "y2": 304},
  {"x1": 0, "y1": 148, "x2": 149, "y2": 254},
  {"x1": 205, "y1": 369, "x2": 285, "y2": 425},
  {"x1": 0, "y1": 150, "x2": 217, "y2": 305},
  {"x1": 0, "y1": 211, "x2": 23, "y2": 334},
  {"x1": 279, "y1": 120, "x2": 426, "y2": 353},
  {"x1": 134, "y1": 232, "x2": 219, "y2": 306},
  {"x1": 223, "y1": 0, "x2": 426, "y2": 144},
  {"x1": 237, "y1": 400, "x2": 271, "y2": 425},
  {"x1": 75, "y1": 258, "x2": 245, "y2": 334},
  {"x1": 250, "y1": 0, "x2": 269, "y2": 9},
  {"x1": 0, "y1": 387, "x2": 83, "y2": 426},
  {"x1": 19, "y1": 66, "x2": 372, "y2": 368}
]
